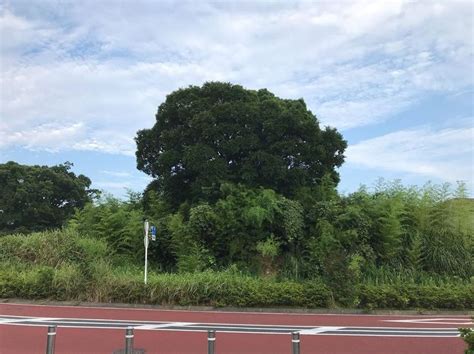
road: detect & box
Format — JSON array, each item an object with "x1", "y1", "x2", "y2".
[{"x1": 0, "y1": 303, "x2": 471, "y2": 353}]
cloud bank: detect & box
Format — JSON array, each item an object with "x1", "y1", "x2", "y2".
[
  {"x1": 1, "y1": 0, "x2": 473, "y2": 183},
  {"x1": 347, "y1": 124, "x2": 474, "y2": 184}
]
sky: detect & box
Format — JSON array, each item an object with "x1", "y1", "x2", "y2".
[{"x1": 1, "y1": 0, "x2": 473, "y2": 198}]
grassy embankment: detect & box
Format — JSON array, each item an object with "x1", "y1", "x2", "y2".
[{"x1": 1, "y1": 229, "x2": 472, "y2": 310}]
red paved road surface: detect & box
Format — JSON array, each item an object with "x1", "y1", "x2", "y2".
[{"x1": 0, "y1": 303, "x2": 470, "y2": 354}]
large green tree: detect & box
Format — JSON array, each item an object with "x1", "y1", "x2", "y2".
[
  {"x1": 0, "y1": 161, "x2": 96, "y2": 234},
  {"x1": 136, "y1": 82, "x2": 347, "y2": 207}
]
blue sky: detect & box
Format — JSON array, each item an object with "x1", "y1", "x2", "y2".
[{"x1": 1, "y1": 0, "x2": 473, "y2": 198}]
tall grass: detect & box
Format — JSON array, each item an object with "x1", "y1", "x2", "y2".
[
  {"x1": 1, "y1": 229, "x2": 472, "y2": 309},
  {"x1": 0, "y1": 228, "x2": 108, "y2": 268},
  {"x1": 363, "y1": 265, "x2": 472, "y2": 286}
]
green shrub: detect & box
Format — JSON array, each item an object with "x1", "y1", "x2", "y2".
[
  {"x1": 358, "y1": 283, "x2": 474, "y2": 309},
  {"x1": 69, "y1": 197, "x2": 144, "y2": 259},
  {"x1": 0, "y1": 229, "x2": 109, "y2": 269},
  {"x1": 459, "y1": 327, "x2": 474, "y2": 354},
  {"x1": 52, "y1": 263, "x2": 85, "y2": 300},
  {"x1": 1, "y1": 260, "x2": 472, "y2": 309},
  {"x1": 140, "y1": 271, "x2": 331, "y2": 308},
  {"x1": 85, "y1": 259, "x2": 115, "y2": 302},
  {"x1": 0, "y1": 229, "x2": 471, "y2": 310},
  {"x1": 0, "y1": 263, "x2": 23, "y2": 298},
  {"x1": 24, "y1": 266, "x2": 55, "y2": 298},
  {"x1": 76, "y1": 237, "x2": 109, "y2": 263}
]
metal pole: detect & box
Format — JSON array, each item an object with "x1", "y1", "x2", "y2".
[
  {"x1": 144, "y1": 239, "x2": 148, "y2": 285},
  {"x1": 292, "y1": 331, "x2": 300, "y2": 354},
  {"x1": 46, "y1": 325, "x2": 57, "y2": 354},
  {"x1": 125, "y1": 326, "x2": 134, "y2": 354},
  {"x1": 144, "y1": 220, "x2": 149, "y2": 285},
  {"x1": 207, "y1": 330, "x2": 216, "y2": 354}
]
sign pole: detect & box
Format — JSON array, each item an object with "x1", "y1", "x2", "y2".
[{"x1": 144, "y1": 220, "x2": 149, "y2": 285}]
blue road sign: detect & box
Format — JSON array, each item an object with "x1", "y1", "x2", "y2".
[{"x1": 151, "y1": 225, "x2": 157, "y2": 241}]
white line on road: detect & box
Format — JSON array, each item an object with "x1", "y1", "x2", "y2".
[
  {"x1": 385, "y1": 318, "x2": 473, "y2": 325},
  {"x1": 0, "y1": 315, "x2": 463, "y2": 337},
  {"x1": 300, "y1": 326, "x2": 344, "y2": 334}
]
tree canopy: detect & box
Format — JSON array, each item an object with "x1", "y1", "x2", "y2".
[
  {"x1": 136, "y1": 82, "x2": 347, "y2": 208},
  {"x1": 0, "y1": 161, "x2": 96, "y2": 234}
]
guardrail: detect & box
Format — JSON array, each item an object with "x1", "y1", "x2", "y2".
[{"x1": 45, "y1": 326, "x2": 302, "y2": 354}]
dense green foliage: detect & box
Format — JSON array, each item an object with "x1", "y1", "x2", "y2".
[
  {"x1": 0, "y1": 161, "x2": 96, "y2": 234},
  {"x1": 0, "y1": 229, "x2": 109, "y2": 300},
  {"x1": 0, "y1": 230, "x2": 332, "y2": 307},
  {"x1": 64, "y1": 180, "x2": 473, "y2": 308},
  {"x1": 358, "y1": 283, "x2": 473, "y2": 309},
  {"x1": 1, "y1": 230, "x2": 472, "y2": 309},
  {"x1": 164, "y1": 181, "x2": 472, "y2": 279},
  {"x1": 68, "y1": 193, "x2": 143, "y2": 259},
  {"x1": 1, "y1": 83, "x2": 472, "y2": 310},
  {"x1": 459, "y1": 326, "x2": 474, "y2": 354},
  {"x1": 136, "y1": 82, "x2": 346, "y2": 208},
  {"x1": 133, "y1": 83, "x2": 473, "y2": 307}
]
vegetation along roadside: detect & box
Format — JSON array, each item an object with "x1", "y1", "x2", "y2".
[{"x1": 1, "y1": 83, "x2": 472, "y2": 310}]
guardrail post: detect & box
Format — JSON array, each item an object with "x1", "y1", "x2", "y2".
[
  {"x1": 125, "y1": 326, "x2": 134, "y2": 354},
  {"x1": 292, "y1": 331, "x2": 300, "y2": 354},
  {"x1": 46, "y1": 325, "x2": 57, "y2": 354},
  {"x1": 207, "y1": 329, "x2": 216, "y2": 354}
]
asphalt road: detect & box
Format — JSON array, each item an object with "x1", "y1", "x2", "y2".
[{"x1": 0, "y1": 303, "x2": 471, "y2": 353}]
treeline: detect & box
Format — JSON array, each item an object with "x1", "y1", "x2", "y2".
[
  {"x1": 71, "y1": 179, "x2": 473, "y2": 277},
  {"x1": 1, "y1": 179, "x2": 472, "y2": 308},
  {"x1": 0, "y1": 161, "x2": 97, "y2": 234},
  {"x1": 65, "y1": 179, "x2": 473, "y2": 306},
  {"x1": 1, "y1": 83, "x2": 473, "y2": 308},
  {"x1": 1, "y1": 170, "x2": 473, "y2": 309}
]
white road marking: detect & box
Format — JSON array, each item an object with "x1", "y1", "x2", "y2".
[
  {"x1": 300, "y1": 326, "x2": 344, "y2": 334},
  {"x1": 299, "y1": 333, "x2": 459, "y2": 338},
  {"x1": 385, "y1": 318, "x2": 473, "y2": 325},
  {"x1": 0, "y1": 315, "x2": 463, "y2": 337},
  {"x1": 0, "y1": 316, "x2": 316, "y2": 329}
]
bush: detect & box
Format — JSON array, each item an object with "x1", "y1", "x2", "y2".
[
  {"x1": 459, "y1": 327, "x2": 474, "y2": 354},
  {"x1": 0, "y1": 229, "x2": 108, "y2": 269},
  {"x1": 1, "y1": 259, "x2": 472, "y2": 309},
  {"x1": 358, "y1": 283, "x2": 474, "y2": 309},
  {"x1": 141, "y1": 271, "x2": 332, "y2": 308},
  {"x1": 0, "y1": 229, "x2": 110, "y2": 301},
  {"x1": 0, "y1": 228, "x2": 471, "y2": 310},
  {"x1": 53, "y1": 263, "x2": 85, "y2": 300},
  {"x1": 0, "y1": 264, "x2": 54, "y2": 299}
]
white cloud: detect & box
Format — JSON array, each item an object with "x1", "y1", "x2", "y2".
[
  {"x1": 0, "y1": 0, "x2": 473, "y2": 156},
  {"x1": 346, "y1": 125, "x2": 474, "y2": 184},
  {"x1": 72, "y1": 132, "x2": 136, "y2": 156},
  {"x1": 93, "y1": 174, "x2": 152, "y2": 197},
  {"x1": 0, "y1": 122, "x2": 85, "y2": 152}
]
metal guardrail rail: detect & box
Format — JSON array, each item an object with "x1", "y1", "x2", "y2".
[{"x1": 44, "y1": 326, "x2": 302, "y2": 354}]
